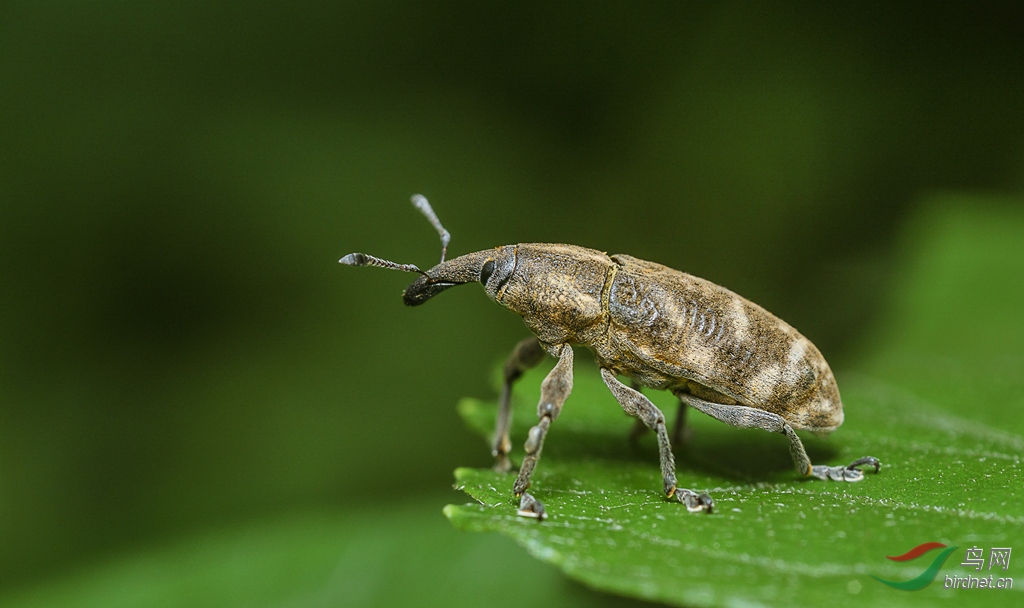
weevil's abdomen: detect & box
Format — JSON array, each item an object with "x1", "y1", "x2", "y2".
[{"x1": 597, "y1": 254, "x2": 843, "y2": 434}]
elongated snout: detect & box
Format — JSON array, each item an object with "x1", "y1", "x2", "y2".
[
  {"x1": 401, "y1": 249, "x2": 497, "y2": 306},
  {"x1": 403, "y1": 276, "x2": 461, "y2": 306}
]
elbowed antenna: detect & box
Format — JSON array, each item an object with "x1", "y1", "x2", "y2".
[
  {"x1": 411, "y1": 194, "x2": 451, "y2": 263},
  {"x1": 338, "y1": 194, "x2": 452, "y2": 274},
  {"x1": 338, "y1": 252, "x2": 426, "y2": 275}
]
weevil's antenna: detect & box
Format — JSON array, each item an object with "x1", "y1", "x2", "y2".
[
  {"x1": 338, "y1": 252, "x2": 427, "y2": 276},
  {"x1": 411, "y1": 194, "x2": 451, "y2": 263}
]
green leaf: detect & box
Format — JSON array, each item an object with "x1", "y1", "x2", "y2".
[
  {"x1": 855, "y1": 199, "x2": 1024, "y2": 436},
  {"x1": 445, "y1": 200, "x2": 1024, "y2": 607}
]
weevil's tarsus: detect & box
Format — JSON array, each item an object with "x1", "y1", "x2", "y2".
[
  {"x1": 603, "y1": 369, "x2": 713, "y2": 513},
  {"x1": 677, "y1": 393, "x2": 881, "y2": 482},
  {"x1": 810, "y1": 456, "x2": 882, "y2": 482},
  {"x1": 513, "y1": 344, "x2": 573, "y2": 520},
  {"x1": 810, "y1": 464, "x2": 863, "y2": 482},
  {"x1": 411, "y1": 194, "x2": 451, "y2": 263},
  {"x1": 517, "y1": 492, "x2": 546, "y2": 520},
  {"x1": 338, "y1": 252, "x2": 426, "y2": 276},
  {"x1": 494, "y1": 337, "x2": 546, "y2": 473},
  {"x1": 847, "y1": 455, "x2": 882, "y2": 473},
  {"x1": 676, "y1": 488, "x2": 715, "y2": 513}
]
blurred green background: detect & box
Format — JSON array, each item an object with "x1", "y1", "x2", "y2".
[{"x1": 1, "y1": 2, "x2": 1023, "y2": 605}]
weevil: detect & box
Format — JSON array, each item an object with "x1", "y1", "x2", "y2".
[{"x1": 340, "y1": 195, "x2": 880, "y2": 519}]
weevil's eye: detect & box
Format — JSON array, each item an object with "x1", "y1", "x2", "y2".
[{"x1": 480, "y1": 259, "x2": 496, "y2": 284}]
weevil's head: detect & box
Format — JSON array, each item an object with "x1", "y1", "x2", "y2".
[
  {"x1": 403, "y1": 243, "x2": 609, "y2": 345},
  {"x1": 339, "y1": 194, "x2": 519, "y2": 308},
  {"x1": 401, "y1": 246, "x2": 515, "y2": 306},
  {"x1": 338, "y1": 196, "x2": 608, "y2": 345}
]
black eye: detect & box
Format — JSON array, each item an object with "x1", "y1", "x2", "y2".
[{"x1": 480, "y1": 260, "x2": 495, "y2": 283}]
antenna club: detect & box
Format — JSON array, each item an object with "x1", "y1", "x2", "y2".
[{"x1": 338, "y1": 252, "x2": 424, "y2": 275}]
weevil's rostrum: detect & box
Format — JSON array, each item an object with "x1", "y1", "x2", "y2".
[{"x1": 342, "y1": 196, "x2": 880, "y2": 520}]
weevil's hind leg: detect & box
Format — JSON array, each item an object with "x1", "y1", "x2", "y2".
[
  {"x1": 602, "y1": 369, "x2": 714, "y2": 513},
  {"x1": 676, "y1": 393, "x2": 881, "y2": 482},
  {"x1": 783, "y1": 424, "x2": 879, "y2": 481},
  {"x1": 514, "y1": 344, "x2": 573, "y2": 520},
  {"x1": 493, "y1": 337, "x2": 546, "y2": 472}
]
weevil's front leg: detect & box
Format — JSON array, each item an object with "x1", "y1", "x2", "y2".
[
  {"x1": 493, "y1": 337, "x2": 546, "y2": 472},
  {"x1": 514, "y1": 343, "x2": 573, "y2": 520},
  {"x1": 676, "y1": 394, "x2": 881, "y2": 482},
  {"x1": 602, "y1": 369, "x2": 714, "y2": 513}
]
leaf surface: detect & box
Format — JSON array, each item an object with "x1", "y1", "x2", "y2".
[{"x1": 445, "y1": 201, "x2": 1024, "y2": 607}]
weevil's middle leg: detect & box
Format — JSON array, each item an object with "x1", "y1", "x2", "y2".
[
  {"x1": 493, "y1": 337, "x2": 545, "y2": 472},
  {"x1": 627, "y1": 383, "x2": 692, "y2": 452},
  {"x1": 514, "y1": 343, "x2": 573, "y2": 520},
  {"x1": 602, "y1": 369, "x2": 714, "y2": 513},
  {"x1": 671, "y1": 399, "x2": 692, "y2": 451},
  {"x1": 627, "y1": 380, "x2": 649, "y2": 445},
  {"x1": 676, "y1": 394, "x2": 881, "y2": 482}
]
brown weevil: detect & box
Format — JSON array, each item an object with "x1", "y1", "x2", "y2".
[{"x1": 340, "y1": 195, "x2": 880, "y2": 520}]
